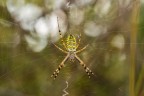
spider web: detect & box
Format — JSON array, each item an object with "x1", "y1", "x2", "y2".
[{"x1": 0, "y1": 0, "x2": 143, "y2": 96}]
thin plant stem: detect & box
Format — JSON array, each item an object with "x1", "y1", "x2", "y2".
[{"x1": 129, "y1": 0, "x2": 140, "y2": 96}]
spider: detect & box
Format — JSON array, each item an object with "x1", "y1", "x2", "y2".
[{"x1": 51, "y1": 17, "x2": 94, "y2": 79}]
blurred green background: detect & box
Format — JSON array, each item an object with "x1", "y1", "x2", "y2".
[{"x1": 0, "y1": 0, "x2": 143, "y2": 96}]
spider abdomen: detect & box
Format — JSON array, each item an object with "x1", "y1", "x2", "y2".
[{"x1": 66, "y1": 34, "x2": 77, "y2": 51}]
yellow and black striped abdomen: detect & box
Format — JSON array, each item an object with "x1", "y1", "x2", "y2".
[{"x1": 66, "y1": 34, "x2": 77, "y2": 51}]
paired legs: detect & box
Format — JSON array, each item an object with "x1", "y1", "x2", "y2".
[
  {"x1": 51, "y1": 52, "x2": 94, "y2": 79},
  {"x1": 51, "y1": 54, "x2": 69, "y2": 79},
  {"x1": 75, "y1": 55, "x2": 94, "y2": 78}
]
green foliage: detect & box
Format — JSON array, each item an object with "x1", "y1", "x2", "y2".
[{"x1": 0, "y1": 0, "x2": 143, "y2": 96}]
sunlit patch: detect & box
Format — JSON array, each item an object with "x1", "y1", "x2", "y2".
[
  {"x1": 69, "y1": 6, "x2": 84, "y2": 25},
  {"x1": 54, "y1": 0, "x2": 67, "y2": 9},
  {"x1": 75, "y1": 0, "x2": 95, "y2": 7},
  {"x1": 84, "y1": 21, "x2": 107, "y2": 37},
  {"x1": 6, "y1": 0, "x2": 25, "y2": 13},
  {"x1": 34, "y1": 17, "x2": 50, "y2": 38},
  {"x1": 118, "y1": 0, "x2": 131, "y2": 8},
  {"x1": 111, "y1": 34, "x2": 125, "y2": 50},
  {"x1": 7, "y1": 1, "x2": 43, "y2": 31},
  {"x1": 119, "y1": 53, "x2": 126, "y2": 62},
  {"x1": 25, "y1": 35, "x2": 48, "y2": 52},
  {"x1": 141, "y1": 0, "x2": 144, "y2": 4},
  {"x1": 94, "y1": 0, "x2": 111, "y2": 17},
  {"x1": 25, "y1": 16, "x2": 49, "y2": 52}
]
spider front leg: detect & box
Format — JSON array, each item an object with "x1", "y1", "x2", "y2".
[
  {"x1": 76, "y1": 33, "x2": 81, "y2": 49},
  {"x1": 75, "y1": 55, "x2": 94, "y2": 78},
  {"x1": 76, "y1": 44, "x2": 89, "y2": 54},
  {"x1": 51, "y1": 54, "x2": 69, "y2": 79},
  {"x1": 57, "y1": 17, "x2": 67, "y2": 50},
  {"x1": 52, "y1": 43, "x2": 68, "y2": 54}
]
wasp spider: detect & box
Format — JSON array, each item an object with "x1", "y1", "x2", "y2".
[{"x1": 51, "y1": 17, "x2": 94, "y2": 79}]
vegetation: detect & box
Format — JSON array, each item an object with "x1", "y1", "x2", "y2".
[{"x1": 0, "y1": 0, "x2": 143, "y2": 96}]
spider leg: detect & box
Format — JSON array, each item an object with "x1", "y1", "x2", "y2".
[
  {"x1": 51, "y1": 54, "x2": 69, "y2": 79},
  {"x1": 76, "y1": 44, "x2": 89, "y2": 54},
  {"x1": 57, "y1": 17, "x2": 67, "y2": 50},
  {"x1": 75, "y1": 55, "x2": 94, "y2": 78},
  {"x1": 76, "y1": 33, "x2": 81, "y2": 49},
  {"x1": 52, "y1": 43, "x2": 68, "y2": 54}
]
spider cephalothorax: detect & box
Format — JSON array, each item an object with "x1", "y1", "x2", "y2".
[{"x1": 51, "y1": 17, "x2": 94, "y2": 79}]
